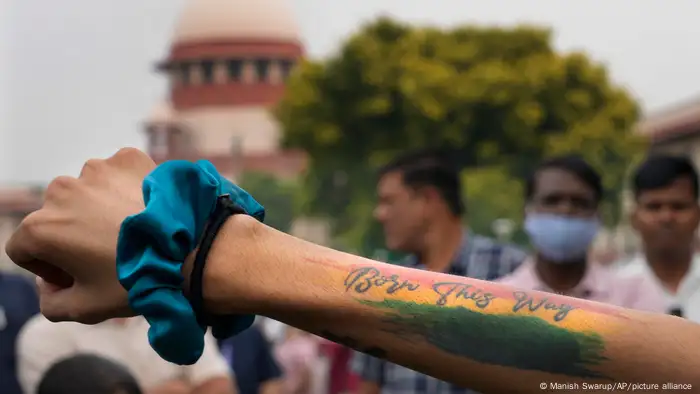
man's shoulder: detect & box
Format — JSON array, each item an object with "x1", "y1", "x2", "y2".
[{"x1": 601, "y1": 264, "x2": 667, "y2": 312}]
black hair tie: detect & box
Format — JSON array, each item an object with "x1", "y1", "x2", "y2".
[{"x1": 189, "y1": 194, "x2": 246, "y2": 327}]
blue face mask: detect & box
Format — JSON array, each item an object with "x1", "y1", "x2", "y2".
[{"x1": 524, "y1": 213, "x2": 600, "y2": 263}]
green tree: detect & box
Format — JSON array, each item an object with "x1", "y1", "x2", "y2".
[
  {"x1": 462, "y1": 166, "x2": 528, "y2": 246},
  {"x1": 276, "y1": 17, "x2": 644, "y2": 254},
  {"x1": 237, "y1": 172, "x2": 299, "y2": 233}
]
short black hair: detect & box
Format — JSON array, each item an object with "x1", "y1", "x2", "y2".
[
  {"x1": 632, "y1": 154, "x2": 699, "y2": 199},
  {"x1": 525, "y1": 155, "x2": 603, "y2": 203},
  {"x1": 378, "y1": 149, "x2": 464, "y2": 216},
  {"x1": 38, "y1": 354, "x2": 142, "y2": 394}
]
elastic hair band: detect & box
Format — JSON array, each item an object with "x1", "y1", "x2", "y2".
[
  {"x1": 189, "y1": 194, "x2": 245, "y2": 327},
  {"x1": 116, "y1": 160, "x2": 264, "y2": 365}
]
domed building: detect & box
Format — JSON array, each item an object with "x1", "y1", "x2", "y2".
[
  {"x1": 145, "y1": 0, "x2": 307, "y2": 180},
  {"x1": 0, "y1": 0, "x2": 321, "y2": 273}
]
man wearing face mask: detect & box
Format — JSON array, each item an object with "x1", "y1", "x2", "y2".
[{"x1": 499, "y1": 155, "x2": 663, "y2": 311}]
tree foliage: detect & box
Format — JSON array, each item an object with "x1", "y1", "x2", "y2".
[
  {"x1": 237, "y1": 172, "x2": 299, "y2": 233},
  {"x1": 462, "y1": 166, "x2": 527, "y2": 245},
  {"x1": 276, "y1": 17, "x2": 645, "y2": 254}
]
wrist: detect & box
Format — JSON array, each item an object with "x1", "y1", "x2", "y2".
[{"x1": 183, "y1": 213, "x2": 266, "y2": 315}]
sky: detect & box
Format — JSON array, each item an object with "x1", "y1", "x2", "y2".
[{"x1": 2, "y1": 0, "x2": 700, "y2": 184}]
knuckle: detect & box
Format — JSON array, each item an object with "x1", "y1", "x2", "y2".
[
  {"x1": 45, "y1": 175, "x2": 78, "y2": 200},
  {"x1": 20, "y1": 212, "x2": 46, "y2": 243},
  {"x1": 113, "y1": 147, "x2": 145, "y2": 161},
  {"x1": 80, "y1": 158, "x2": 106, "y2": 177},
  {"x1": 108, "y1": 148, "x2": 156, "y2": 175}
]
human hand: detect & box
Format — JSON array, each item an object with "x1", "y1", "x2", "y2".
[{"x1": 5, "y1": 148, "x2": 156, "y2": 324}]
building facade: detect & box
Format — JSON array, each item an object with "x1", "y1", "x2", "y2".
[{"x1": 0, "y1": 0, "x2": 330, "y2": 273}]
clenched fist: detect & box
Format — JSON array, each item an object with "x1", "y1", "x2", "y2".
[{"x1": 6, "y1": 148, "x2": 156, "y2": 324}]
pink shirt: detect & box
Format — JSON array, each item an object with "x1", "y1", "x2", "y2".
[{"x1": 498, "y1": 259, "x2": 667, "y2": 313}]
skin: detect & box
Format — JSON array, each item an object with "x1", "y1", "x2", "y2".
[
  {"x1": 527, "y1": 168, "x2": 599, "y2": 293},
  {"x1": 260, "y1": 380, "x2": 282, "y2": 394},
  {"x1": 632, "y1": 177, "x2": 700, "y2": 293},
  {"x1": 365, "y1": 170, "x2": 464, "y2": 393},
  {"x1": 6, "y1": 148, "x2": 700, "y2": 393},
  {"x1": 374, "y1": 171, "x2": 463, "y2": 272}
]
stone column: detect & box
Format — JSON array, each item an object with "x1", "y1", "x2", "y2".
[
  {"x1": 241, "y1": 60, "x2": 257, "y2": 84},
  {"x1": 214, "y1": 61, "x2": 228, "y2": 84},
  {"x1": 269, "y1": 60, "x2": 283, "y2": 85}
]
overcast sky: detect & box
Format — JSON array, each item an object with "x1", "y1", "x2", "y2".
[{"x1": 2, "y1": 0, "x2": 699, "y2": 184}]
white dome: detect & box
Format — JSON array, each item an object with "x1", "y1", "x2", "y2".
[{"x1": 172, "y1": 0, "x2": 301, "y2": 45}]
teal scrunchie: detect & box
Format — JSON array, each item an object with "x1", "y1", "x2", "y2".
[{"x1": 116, "y1": 160, "x2": 265, "y2": 365}]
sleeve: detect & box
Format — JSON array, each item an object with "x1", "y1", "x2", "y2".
[
  {"x1": 183, "y1": 330, "x2": 234, "y2": 386},
  {"x1": 350, "y1": 351, "x2": 385, "y2": 385},
  {"x1": 253, "y1": 327, "x2": 283, "y2": 383},
  {"x1": 17, "y1": 316, "x2": 76, "y2": 394}
]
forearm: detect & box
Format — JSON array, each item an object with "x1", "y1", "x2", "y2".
[{"x1": 199, "y1": 216, "x2": 700, "y2": 392}]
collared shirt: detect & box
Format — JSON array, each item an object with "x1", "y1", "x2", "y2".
[
  {"x1": 617, "y1": 255, "x2": 700, "y2": 321},
  {"x1": 18, "y1": 315, "x2": 232, "y2": 394},
  {"x1": 0, "y1": 273, "x2": 40, "y2": 394},
  {"x1": 351, "y1": 231, "x2": 526, "y2": 394},
  {"x1": 498, "y1": 258, "x2": 667, "y2": 313}
]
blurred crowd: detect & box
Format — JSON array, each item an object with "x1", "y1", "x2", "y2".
[{"x1": 2, "y1": 150, "x2": 700, "y2": 394}]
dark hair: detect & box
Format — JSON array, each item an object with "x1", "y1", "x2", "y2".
[
  {"x1": 378, "y1": 149, "x2": 464, "y2": 216},
  {"x1": 525, "y1": 155, "x2": 603, "y2": 203},
  {"x1": 632, "y1": 155, "x2": 699, "y2": 199},
  {"x1": 37, "y1": 354, "x2": 142, "y2": 394}
]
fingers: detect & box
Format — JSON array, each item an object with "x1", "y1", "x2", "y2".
[
  {"x1": 79, "y1": 148, "x2": 156, "y2": 185},
  {"x1": 36, "y1": 277, "x2": 88, "y2": 323},
  {"x1": 43, "y1": 175, "x2": 80, "y2": 208},
  {"x1": 106, "y1": 147, "x2": 156, "y2": 175},
  {"x1": 6, "y1": 211, "x2": 45, "y2": 269},
  {"x1": 36, "y1": 277, "x2": 115, "y2": 324}
]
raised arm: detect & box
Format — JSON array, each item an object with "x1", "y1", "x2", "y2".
[
  {"x1": 192, "y1": 214, "x2": 699, "y2": 393},
  {"x1": 5, "y1": 148, "x2": 698, "y2": 394}
]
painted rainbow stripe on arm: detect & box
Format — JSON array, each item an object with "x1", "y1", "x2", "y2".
[{"x1": 339, "y1": 263, "x2": 630, "y2": 380}]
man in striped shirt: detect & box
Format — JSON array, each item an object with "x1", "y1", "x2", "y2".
[{"x1": 351, "y1": 151, "x2": 526, "y2": 394}]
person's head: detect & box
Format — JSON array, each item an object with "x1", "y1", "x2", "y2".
[
  {"x1": 631, "y1": 155, "x2": 700, "y2": 257},
  {"x1": 374, "y1": 150, "x2": 464, "y2": 252},
  {"x1": 37, "y1": 354, "x2": 142, "y2": 394},
  {"x1": 523, "y1": 155, "x2": 603, "y2": 263}
]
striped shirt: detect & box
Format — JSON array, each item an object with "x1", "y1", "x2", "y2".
[{"x1": 351, "y1": 231, "x2": 526, "y2": 394}]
